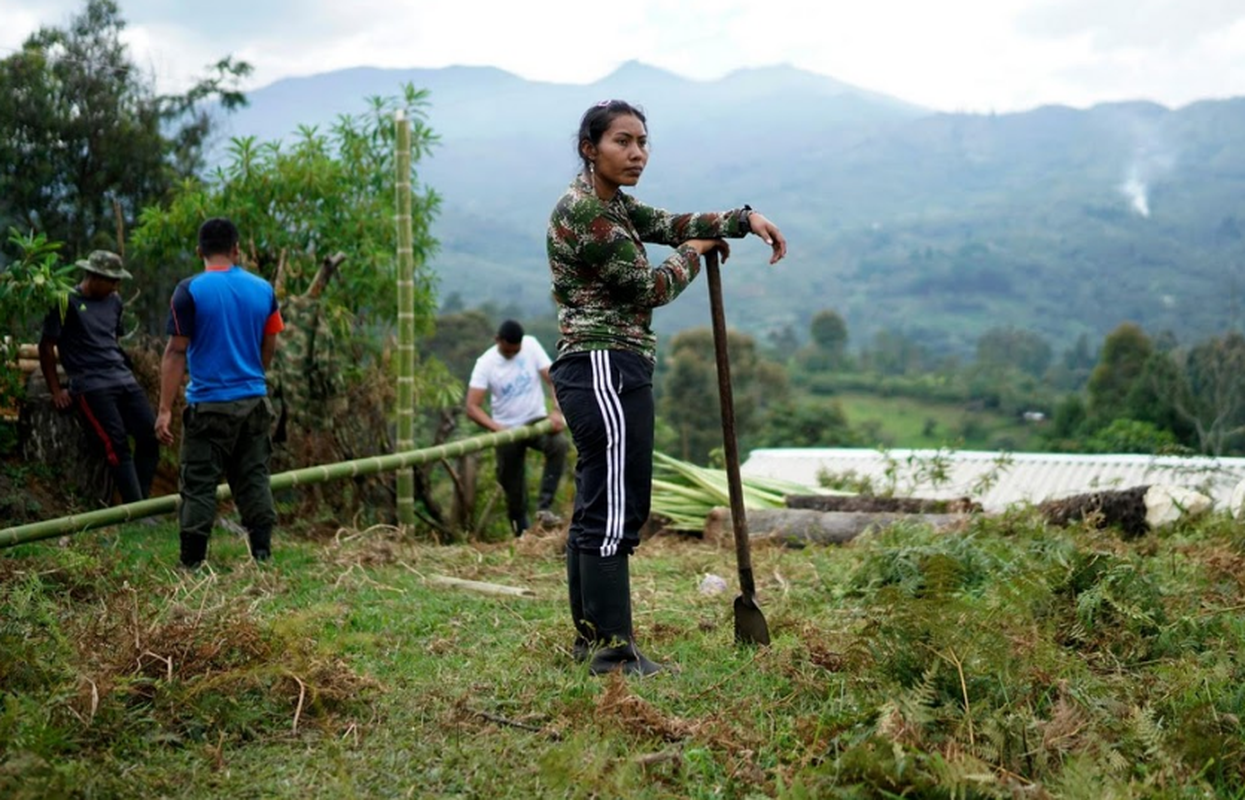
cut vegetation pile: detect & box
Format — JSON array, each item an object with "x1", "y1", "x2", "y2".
[{"x1": 649, "y1": 451, "x2": 833, "y2": 532}]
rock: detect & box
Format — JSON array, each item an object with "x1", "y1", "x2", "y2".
[{"x1": 1143, "y1": 484, "x2": 1212, "y2": 529}]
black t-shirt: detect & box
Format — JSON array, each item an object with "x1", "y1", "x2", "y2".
[{"x1": 41, "y1": 288, "x2": 136, "y2": 393}]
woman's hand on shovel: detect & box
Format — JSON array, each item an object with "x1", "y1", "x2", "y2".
[{"x1": 687, "y1": 238, "x2": 731, "y2": 264}]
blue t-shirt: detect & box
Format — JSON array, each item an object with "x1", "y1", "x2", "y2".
[{"x1": 166, "y1": 266, "x2": 284, "y2": 404}]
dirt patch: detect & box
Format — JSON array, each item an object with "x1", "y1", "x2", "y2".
[{"x1": 0, "y1": 456, "x2": 82, "y2": 525}]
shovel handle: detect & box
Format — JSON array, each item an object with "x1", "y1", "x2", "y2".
[{"x1": 704, "y1": 250, "x2": 758, "y2": 599}]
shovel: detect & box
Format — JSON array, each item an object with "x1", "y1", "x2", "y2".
[{"x1": 704, "y1": 250, "x2": 771, "y2": 646}]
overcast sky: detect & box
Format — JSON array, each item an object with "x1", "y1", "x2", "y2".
[{"x1": 3, "y1": 0, "x2": 1245, "y2": 113}]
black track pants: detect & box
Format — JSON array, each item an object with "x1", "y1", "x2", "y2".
[
  {"x1": 75, "y1": 383, "x2": 158, "y2": 503},
  {"x1": 550, "y1": 350, "x2": 654, "y2": 557}
]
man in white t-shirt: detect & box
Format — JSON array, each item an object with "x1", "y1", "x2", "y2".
[{"x1": 466, "y1": 320, "x2": 568, "y2": 536}]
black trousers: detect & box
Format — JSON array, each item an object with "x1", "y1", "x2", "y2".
[
  {"x1": 549, "y1": 350, "x2": 654, "y2": 557},
  {"x1": 495, "y1": 421, "x2": 568, "y2": 531},
  {"x1": 75, "y1": 383, "x2": 158, "y2": 504}
]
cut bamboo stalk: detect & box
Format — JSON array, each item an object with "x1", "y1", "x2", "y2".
[
  {"x1": 394, "y1": 109, "x2": 416, "y2": 526},
  {"x1": 426, "y1": 575, "x2": 536, "y2": 598}
]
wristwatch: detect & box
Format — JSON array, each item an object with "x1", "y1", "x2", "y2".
[{"x1": 738, "y1": 205, "x2": 754, "y2": 233}]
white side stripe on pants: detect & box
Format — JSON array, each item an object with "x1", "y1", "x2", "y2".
[{"x1": 590, "y1": 350, "x2": 627, "y2": 556}]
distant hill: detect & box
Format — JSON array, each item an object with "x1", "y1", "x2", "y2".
[{"x1": 215, "y1": 62, "x2": 1245, "y2": 356}]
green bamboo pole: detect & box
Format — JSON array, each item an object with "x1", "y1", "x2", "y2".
[
  {"x1": 394, "y1": 109, "x2": 416, "y2": 526},
  {"x1": 0, "y1": 420, "x2": 553, "y2": 549}
]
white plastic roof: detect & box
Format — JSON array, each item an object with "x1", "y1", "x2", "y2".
[{"x1": 740, "y1": 448, "x2": 1245, "y2": 513}]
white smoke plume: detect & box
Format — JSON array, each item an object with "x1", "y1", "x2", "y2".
[
  {"x1": 1119, "y1": 122, "x2": 1177, "y2": 220},
  {"x1": 1121, "y1": 169, "x2": 1150, "y2": 217}
]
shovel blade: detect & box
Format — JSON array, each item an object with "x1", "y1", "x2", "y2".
[{"x1": 733, "y1": 594, "x2": 771, "y2": 646}]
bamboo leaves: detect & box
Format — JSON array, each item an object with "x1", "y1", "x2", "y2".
[{"x1": 649, "y1": 451, "x2": 829, "y2": 531}]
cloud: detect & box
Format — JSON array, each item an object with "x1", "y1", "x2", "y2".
[
  {"x1": 1018, "y1": 0, "x2": 1245, "y2": 51},
  {"x1": 0, "y1": 1, "x2": 78, "y2": 51},
  {"x1": 3, "y1": 0, "x2": 1245, "y2": 112}
]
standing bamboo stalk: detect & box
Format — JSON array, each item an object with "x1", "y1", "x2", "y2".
[
  {"x1": 395, "y1": 109, "x2": 416, "y2": 526},
  {"x1": 0, "y1": 420, "x2": 554, "y2": 548}
]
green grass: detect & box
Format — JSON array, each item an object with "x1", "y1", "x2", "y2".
[
  {"x1": 3, "y1": 510, "x2": 1245, "y2": 798},
  {"x1": 836, "y1": 392, "x2": 1042, "y2": 452}
]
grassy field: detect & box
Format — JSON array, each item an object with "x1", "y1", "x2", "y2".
[
  {"x1": 835, "y1": 392, "x2": 1043, "y2": 452},
  {"x1": 3, "y1": 509, "x2": 1245, "y2": 798}
]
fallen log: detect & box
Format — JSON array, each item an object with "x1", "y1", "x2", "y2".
[
  {"x1": 786, "y1": 494, "x2": 982, "y2": 514},
  {"x1": 704, "y1": 507, "x2": 970, "y2": 548},
  {"x1": 1037, "y1": 484, "x2": 1211, "y2": 539},
  {"x1": 17, "y1": 370, "x2": 113, "y2": 504}
]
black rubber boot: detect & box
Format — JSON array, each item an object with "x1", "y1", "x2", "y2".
[
  {"x1": 180, "y1": 531, "x2": 208, "y2": 570},
  {"x1": 248, "y1": 527, "x2": 272, "y2": 562},
  {"x1": 567, "y1": 542, "x2": 591, "y2": 662},
  {"x1": 578, "y1": 551, "x2": 663, "y2": 677}
]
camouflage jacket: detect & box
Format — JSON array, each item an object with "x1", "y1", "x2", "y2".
[{"x1": 546, "y1": 173, "x2": 749, "y2": 363}]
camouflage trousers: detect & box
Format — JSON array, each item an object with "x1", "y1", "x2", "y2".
[{"x1": 178, "y1": 396, "x2": 276, "y2": 563}]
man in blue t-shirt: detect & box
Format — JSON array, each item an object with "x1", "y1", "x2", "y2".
[
  {"x1": 38, "y1": 250, "x2": 158, "y2": 504},
  {"x1": 155, "y1": 217, "x2": 285, "y2": 569}
]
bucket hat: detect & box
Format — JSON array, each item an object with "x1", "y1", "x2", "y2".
[{"x1": 75, "y1": 250, "x2": 132, "y2": 280}]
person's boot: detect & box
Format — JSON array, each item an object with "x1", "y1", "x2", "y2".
[
  {"x1": 248, "y1": 527, "x2": 272, "y2": 562},
  {"x1": 578, "y1": 551, "x2": 663, "y2": 676},
  {"x1": 180, "y1": 531, "x2": 208, "y2": 570},
  {"x1": 567, "y1": 542, "x2": 591, "y2": 662}
]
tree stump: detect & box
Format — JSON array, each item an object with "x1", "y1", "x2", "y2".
[{"x1": 17, "y1": 371, "x2": 113, "y2": 506}]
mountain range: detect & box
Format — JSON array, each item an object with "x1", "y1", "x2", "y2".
[{"x1": 214, "y1": 61, "x2": 1245, "y2": 357}]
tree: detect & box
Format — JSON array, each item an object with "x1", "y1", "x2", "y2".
[
  {"x1": 1087, "y1": 323, "x2": 1153, "y2": 425},
  {"x1": 424, "y1": 309, "x2": 495, "y2": 387},
  {"x1": 1047, "y1": 333, "x2": 1096, "y2": 391},
  {"x1": 975, "y1": 326, "x2": 1052, "y2": 378},
  {"x1": 858, "y1": 328, "x2": 932, "y2": 376},
  {"x1": 752, "y1": 398, "x2": 859, "y2": 449},
  {"x1": 657, "y1": 327, "x2": 786, "y2": 463},
  {"x1": 1083, "y1": 419, "x2": 1179, "y2": 455},
  {"x1": 1166, "y1": 332, "x2": 1245, "y2": 455},
  {"x1": 0, "y1": 0, "x2": 250, "y2": 261},
  {"x1": 0, "y1": 231, "x2": 78, "y2": 416},
  {"x1": 795, "y1": 309, "x2": 850, "y2": 373},
  {"x1": 130, "y1": 85, "x2": 440, "y2": 342}
]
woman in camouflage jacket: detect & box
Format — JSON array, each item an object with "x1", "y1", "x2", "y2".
[{"x1": 548, "y1": 99, "x2": 787, "y2": 675}]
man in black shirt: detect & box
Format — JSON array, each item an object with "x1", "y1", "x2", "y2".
[{"x1": 38, "y1": 250, "x2": 158, "y2": 504}]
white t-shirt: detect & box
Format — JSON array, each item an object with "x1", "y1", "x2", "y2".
[{"x1": 468, "y1": 335, "x2": 553, "y2": 428}]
